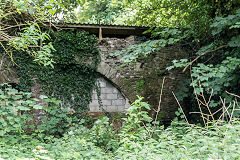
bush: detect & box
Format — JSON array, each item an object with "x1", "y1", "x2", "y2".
[
  {"x1": 0, "y1": 85, "x2": 39, "y2": 136},
  {"x1": 1, "y1": 93, "x2": 240, "y2": 159},
  {"x1": 0, "y1": 85, "x2": 81, "y2": 138}
]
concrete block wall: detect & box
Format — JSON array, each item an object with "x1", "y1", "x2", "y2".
[{"x1": 89, "y1": 78, "x2": 131, "y2": 112}]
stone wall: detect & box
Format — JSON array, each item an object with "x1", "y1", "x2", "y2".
[
  {"x1": 0, "y1": 54, "x2": 18, "y2": 84},
  {"x1": 0, "y1": 36, "x2": 189, "y2": 123},
  {"x1": 96, "y1": 37, "x2": 188, "y2": 123}
]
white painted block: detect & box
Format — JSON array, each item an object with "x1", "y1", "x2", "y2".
[
  {"x1": 89, "y1": 100, "x2": 99, "y2": 106},
  {"x1": 99, "y1": 81, "x2": 106, "y2": 87},
  {"x1": 100, "y1": 106, "x2": 108, "y2": 111},
  {"x1": 90, "y1": 106, "x2": 99, "y2": 112},
  {"x1": 117, "y1": 93, "x2": 124, "y2": 99},
  {"x1": 106, "y1": 106, "x2": 118, "y2": 112},
  {"x1": 125, "y1": 100, "x2": 131, "y2": 109},
  {"x1": 102, "y1": 100, "x2": 112, "y2": 106},
  {"x1": 106, "y1": 94, "x2": 117, "y2": 100},
  {"x1": 112, "y1": 99, "x2": 125, "y2": 106},
  {"x1": 101, "y1": 88, "x2": 113, "y2": 93},
  {"x1": 113, "y1": 88, "x2": 119, "y2": 93},
  {"x1": 117, "y1": 106, "x2": 125, "y2": 112},
  {"x1": 91, "y1": 93, "x2": 97, "y2": 100},
  {"x1": 106, "y1": 82, "x2": 114, "y2": 88}
]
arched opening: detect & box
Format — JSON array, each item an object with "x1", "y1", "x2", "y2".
[{"x1": 89, "y1": 78, "x2": 131, "y2": 112}]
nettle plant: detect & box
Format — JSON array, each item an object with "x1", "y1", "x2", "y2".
[
  {"x1": 0, "y1": 84, "x2": 81, "y2": 137},
  {"x1": 120, "y1": 96, "x2": 153, "y2": 141},
  {"x1": 0, "y1": 85, "x2": 36, "y2": 136}
]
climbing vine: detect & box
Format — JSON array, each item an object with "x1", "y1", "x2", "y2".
[{"x1": 14, "y1": 30, "x2": 100, "y2": 113}]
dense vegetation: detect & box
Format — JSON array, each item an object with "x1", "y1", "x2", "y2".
[
  {"x1": 0, "y1": 0, "x2": 240, "y2": 159},
  {"x1": 1, "y1": 87, "x2": 240, "y2": 159},
  {"x1": 14, "y1": 30, "x2": 100, "y2": 113}
]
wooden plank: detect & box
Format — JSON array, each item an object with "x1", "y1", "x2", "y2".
[{"x1": 53, "y1": 23, "x2": 151, "y2": 37}]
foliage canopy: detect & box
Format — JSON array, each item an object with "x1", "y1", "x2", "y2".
[{"x1": 0, "y1": 0, "x2": 240, "y2": 159}]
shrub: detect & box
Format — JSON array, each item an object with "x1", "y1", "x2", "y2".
[
  {"x1": 1, "y1": 93, "x2": 240, "y2": 159},
  {"x1": 0, "y1": 84, "x2": 81, "y2": 138}
]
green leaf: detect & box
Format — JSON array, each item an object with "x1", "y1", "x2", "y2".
[
  {"x1": 228, "y1": 35, "x2": 240, "y2": 47},
  {"x1": 17, "y1": 106, "x2": 30, "y2": 111},
  {"x1": 33, "y1": 105, "x2": 43, "y2": 109},
  {"x1": 40, "y1": 95, "x2": 48, "y2": 99}
]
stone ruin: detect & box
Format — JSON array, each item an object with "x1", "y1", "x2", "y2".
[
  {"x1": 95, "y1": 37, "x2": 188, "y2": 123},
  {"x1": 0, "y1": 27, "x2": 188, "y2": 123}
]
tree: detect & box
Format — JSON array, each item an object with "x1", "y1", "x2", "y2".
[
  {"x1": 76, "y1": 0, "x2": 122, "y2": 24},
  {"x1": 0, "y1": 0, "x2": 82, "y2": 66},
  {"x1": 112, "y1": 0, "x2": 240, "y2": 120}
]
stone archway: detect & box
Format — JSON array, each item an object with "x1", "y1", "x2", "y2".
[
  {"x1": 0, "y1": 36, "x2": 189, "y2": 122},
  {"x1": 92, "y1": 37, "x2": 188, "y2": 122}
]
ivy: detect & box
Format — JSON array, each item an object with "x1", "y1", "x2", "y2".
[
  {"x1": 14, "y1": 30, "x2": 100, "y2": 113},
  {"x1": 110, "y1": 28, "x2": 184, "y2": 63}
]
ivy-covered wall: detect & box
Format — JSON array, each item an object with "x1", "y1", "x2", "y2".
[
  {"x1": 13, "y1": 30, "x2": 100, "y2": 113},
  {"x1": 97, "y1": 37, "x2": 188, "y2": 123},
  {"x1": 0, "y1": 30, "x2": 189, "y2": 123}
]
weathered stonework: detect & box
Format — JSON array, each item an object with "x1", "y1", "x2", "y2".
[
  {"x1": 0, "y1": 55, "x2": 18, "y2": 84},
  {"x1": 96, "y1": 37, "x2": 188, "y2": 123},
  {"x1": 0, "y1": 36, "x2": 188, "y2": 123}
]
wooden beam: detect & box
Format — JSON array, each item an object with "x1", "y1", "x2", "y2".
[{"x1": 98, "y1": 27, "x2": 102, "y2": 43}]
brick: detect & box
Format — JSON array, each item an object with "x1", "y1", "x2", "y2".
[
  {"x1": 89, "y1": 100, "x2": 99, "y2": 107},
  {"x1": 101, "y1": 88, "x2": 113, "y2": 93},
  {"x1": 100, "y1": 106, "x2": 108, "y2": 112},
  {"x1": 106, "y1": 94, "x2": 117, "y2": 100},
  {"x1": 113, "y1": 88, "x2": 119, "y2": 93},
  {"x1": 91, "y1": 93, "x2": 97, "y2": 100},
  {"x1": 106, "y1": 106, "x2": 118, "y2": 112},
  {"x1": 102, "y1": 100, "x2": 112, "y2": 106},
  {"x1": 125, "y1": 100, "x2": 131, "y2": 109},
  {"x1": 117, "y1": 106, "x2": 125, "y2": 112},
  {"x1": 106, "y1": 82, "x2": 114, "y2": 88},
  {"x1": 99, "y1": 81, "x2": 106, "y2": 87},
  {"x1": 117, "y1": 93, "x2": 124, "y2": 99},
  {"x1": 112, "y1": 99, "x2": 125, "y2": 106},
  {"x1": 100, "y1": 93, "x2": 107, "y2": 99},
  {"x1": 90, "y1": 106, "x2": 99, "y2": 112}
]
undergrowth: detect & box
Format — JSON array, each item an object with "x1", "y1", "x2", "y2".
[{"x1": 0, "y1": 86, "x2": 240, "y2": 159}]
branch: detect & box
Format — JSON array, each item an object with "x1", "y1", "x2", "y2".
[
  {"x1": 0, "y1": 31, "x2": 13, "y2": 41},
  {"x1": 150, "y1": 77, "x2": 165, "y2": 138},
  {"x1": 172, "y1": 91, "x2": 190, "y2": 125},
  {"x1": 0, "y1": 24, "x2": 28, "y2": 31},
  {"x1": 226, "y1": 91, "x2": 240, "y2": 99},
  {"x1": 183, "y1": 45, "x2": 229, "y2": 72}
]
